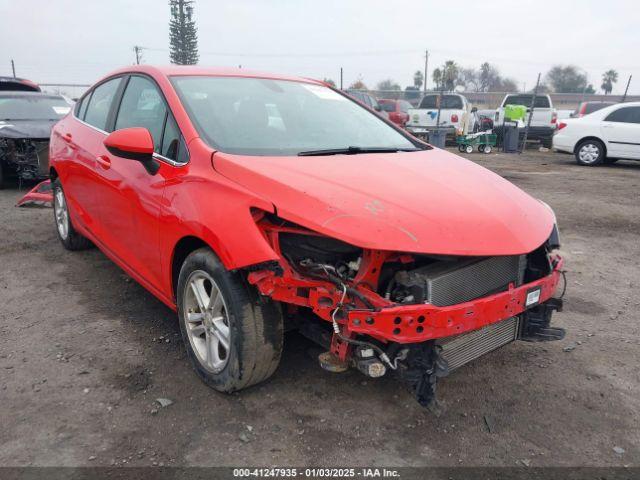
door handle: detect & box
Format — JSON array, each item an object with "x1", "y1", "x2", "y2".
[
  {"x1": 62, "y1": 133, "x2": 73, "y2": 142},
  {"x1": 96, "y1": 155, "x2": 111, "y2": 169}
]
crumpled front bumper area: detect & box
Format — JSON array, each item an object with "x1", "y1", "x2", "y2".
[
  {"x1": 346, "y1": 257, "x2": 563, "y2": 343},
  {"x1": 248, "y1": 243, "x2": 563, "y2": 345}
]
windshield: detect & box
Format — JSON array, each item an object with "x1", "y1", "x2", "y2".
[
  {"x1": 418, "y1": 95, "x2": 463, "y2": 109},
  {"x1": 0, "y1": 95, "x2": 71, "y2": 120},
  {"x1": 171, "y1": 76, "x2": 419, "y2": 156}
]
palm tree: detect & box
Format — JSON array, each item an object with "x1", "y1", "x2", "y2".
[
  {"x1": 601, "y1": 69, "x2": 618, "y2": 95},
  {"x1": 442, "y1": 60, "x2": 459, "y2": 91}
]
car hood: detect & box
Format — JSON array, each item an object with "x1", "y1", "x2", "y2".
[
  {"x1": 0, "y1": 119, "x2": 57, "y2": 139},
  {"x1": 213, "y1": 149, "x2": 554, "y2": 256}
]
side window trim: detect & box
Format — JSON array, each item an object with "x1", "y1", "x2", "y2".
[{"x1": 107, "y1": 74, "x2": 132, "y2": 133}]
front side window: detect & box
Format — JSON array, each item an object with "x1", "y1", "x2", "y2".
[
  {"x1": 604, "y1": 106, "x2": 640, "y2": 124},
  {"x1": 84, "y1": 78, "x2": 121, "y2": 131},
  {"x1": 115, "y1": 76, "x2": 167, "y2": 151},
  {"x1": 171, "y1": 76, "x2": 419, "y2": 156}
]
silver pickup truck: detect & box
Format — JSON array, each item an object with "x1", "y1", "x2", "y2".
[{"x1": 494, "y1": 93, "x2": 558, "y2": 148}]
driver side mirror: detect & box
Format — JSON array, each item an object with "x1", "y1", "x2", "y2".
[
  {"x1": 104, "y1": 127, "x2": 159, "y2": 175},
  {"x1": 471, "y1": 106, "x2": 478, "y2": 113}
]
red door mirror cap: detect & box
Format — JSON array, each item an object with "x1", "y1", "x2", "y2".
[{"x1": 104, "y1": 127, "x2": 154, "y2": 156}]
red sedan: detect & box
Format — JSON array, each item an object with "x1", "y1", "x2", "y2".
[
  {"x1": 378, "y1": 98, "x2": 412, "y2": 127},
  {"x1": 49, "y1": 66, "x2": 564, "y2": 407}
]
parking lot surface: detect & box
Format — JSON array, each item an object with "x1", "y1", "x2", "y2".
[{"x1": 1, "y1": 149, "x2": 639, "y2": 467}]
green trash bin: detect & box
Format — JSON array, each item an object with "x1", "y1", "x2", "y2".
[{"x1": 504, "y1": 104, "x2": 527, "y2": 122}]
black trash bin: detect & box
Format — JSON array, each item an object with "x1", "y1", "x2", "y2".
[
  {"x1": 429, "y1": 129, "x2": 447, "y2": 149},
  {"x1": 503, "y1": 124, "x2": 519, "y2": 153}
]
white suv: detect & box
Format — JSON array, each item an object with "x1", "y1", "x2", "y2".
[{"x1": 553, "y1": 102, "x2": 640, "y2": 166}]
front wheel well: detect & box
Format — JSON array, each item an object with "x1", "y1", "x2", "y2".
[
  {"x1": 574, "y1": 136, "x2": 607, "y2": 157},
  {"x1": 49, "y1": 167, "x2": 59, "y2": 181},
  {"x1": 171, "y1": 236, "x2": 210, "y2": 299}
]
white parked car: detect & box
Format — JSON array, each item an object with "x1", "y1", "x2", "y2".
[
  {"x1": 406, "y1": 93, "x2": 474, "y2": 140},
  {"x1": 553, "y1": 102, "x2": 640, "y2": 166}
]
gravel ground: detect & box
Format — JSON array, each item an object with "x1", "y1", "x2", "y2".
[{"x1": 0, "y1": 149, "x2": 638, "y2": 468}]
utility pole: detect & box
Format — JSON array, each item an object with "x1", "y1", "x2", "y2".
[
  {"x1": 621, "y1": 75, "x2": 632, "y2": 103},
  {"x1": 423, "y1": 49, "x2": 429, "y2": 93},
  {"x1": 133, "y1": 46, "x2": 144, "y2": 65},
  {"x1": 11, "y1": 59, "x2": 16, "y2": 78},
  {"x1": 340, "y1": 67, "x2": 343, "y2": 90}
]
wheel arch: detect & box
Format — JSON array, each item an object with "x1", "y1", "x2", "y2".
[
  {"x1": 49, "y1": 166, "x2": 59, "y2": 181},
  {"x1": 574, "y1": 136, "x2": 607, "y2": 157},
  {"x1": 170, "y1": 235, "x2": 215, "y2": 300}
]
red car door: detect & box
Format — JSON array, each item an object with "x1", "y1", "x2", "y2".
[
  {"x1": 60, "y1": 77, "x2": 123, "y2": 237},
  {"x1": 92, "y1": 75, "x2": 187, "y2": 293}
]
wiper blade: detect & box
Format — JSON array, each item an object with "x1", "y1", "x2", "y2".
[{"x1": 297, "y1": 146, "x2": 421, "y2": 156}]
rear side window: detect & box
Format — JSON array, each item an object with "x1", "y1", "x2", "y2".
[
  {"x1": 83, "y1": 78, "x2": 121, "y2": 131},
  {"x1": 419, "y1": 95, "x2": 463, "y2": 109},
  {"x1": 503, "y1": 95, "x2": 550, "y2": 108},
  {"x1": 604, "y1": 106, "x2": 640, "y2": 124},
  {"x1": 115, "y1": 76, "x2": 167, "y2": 151}
]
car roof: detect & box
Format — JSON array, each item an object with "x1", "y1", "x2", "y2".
[{"x1": 101, "y1": 65, "x2": 324, "y2": 86}]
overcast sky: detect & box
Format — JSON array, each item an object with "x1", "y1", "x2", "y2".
[{"x1": 1, "y1": 0, "x2": 638, "y2": 94}]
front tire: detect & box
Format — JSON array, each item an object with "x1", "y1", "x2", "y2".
[
  {"x1": 52, "y1": 179, "x2": 92, "y2": 250},
  {"x1": 177, "y1": 248, "x2": 283, "y2": 392},
  {"x1": 575, "y1": 139, "x2": 605, "y2": 166}
]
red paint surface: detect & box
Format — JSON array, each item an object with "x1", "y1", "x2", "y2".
[{"x1": 50, "y1": 65, "x2": 560, "y2": 345}]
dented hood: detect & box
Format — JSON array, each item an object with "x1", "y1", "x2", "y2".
[{"x1": 213, "y1": 149, "x2": 555, "y2": 256}]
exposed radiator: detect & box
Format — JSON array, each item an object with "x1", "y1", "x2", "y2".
[
  {"x1": 438, "y1": 316, "x2": 520, "y2": 371},
  {"x1": 419, "y1": 255, "x2": 526, "y2": 306}
]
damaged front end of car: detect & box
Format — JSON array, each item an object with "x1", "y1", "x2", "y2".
[
  {"x1": 0, "y1": 137, "x2": 50, "y2": 182},
  {"x1": 245, "y1": 210, "x2": 565, "y2": 408}
]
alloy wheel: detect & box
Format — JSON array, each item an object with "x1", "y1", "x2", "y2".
[
  {"x1": 183, "y1": 270, "x2": 231, "y2": 373},
  {"x1": 54, "y1": 188, "x2": 69, "y2": 240}
]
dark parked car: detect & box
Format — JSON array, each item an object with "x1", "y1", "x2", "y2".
[
  {"x1": 346, "y1": 90, "x2": 389, "y2": 118},
  {"x1": 0, "y1": 92, "x2": 71, "y2": 185},
  {"x1": 0, "y1": 76, "x2": 41, "y2": 92}
]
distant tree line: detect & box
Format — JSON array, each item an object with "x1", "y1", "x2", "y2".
[{"x1": 339, "y1": 60, "x2": 620, "y2": 96}]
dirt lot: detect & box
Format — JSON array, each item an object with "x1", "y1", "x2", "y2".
[{"x1": 1, "y1": 149, "x2": 639, "y2": 468}]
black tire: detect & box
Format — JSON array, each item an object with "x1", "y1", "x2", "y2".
[
  {"x1": 541, "y1": 138, "x2": 553, "y2": 149},
  {"x1": 458, "y1": 145, "x2": 465, "y2": 152},
  {"x1": 0, "y1": 163, "x2": 4, "y2": 189},
  {"x1": 478, "y1": 145, "x2": 485, "y2": 153},
  {"x1": 177, "y1": 248, "x2": 283, "y2": 393},
  {"x1": 52, "y1": 179, "x2": 92, "y2": 250},
  {"x1": 575, "y1": 139, "x2": 605, "y2": 166}
]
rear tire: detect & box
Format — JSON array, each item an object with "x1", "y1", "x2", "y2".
[
  {"x1": 575, "y1": 139, "x2": 605, "y2": 166},
  {"x1": 177, "y1": 248, "x2": 283, "y2": 393},
  {"x1": 52, "y1": 179, "x2": 92, "y2": 250}
]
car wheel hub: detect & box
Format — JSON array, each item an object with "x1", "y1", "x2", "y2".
[
  {"x1": 579, "y1": 144, "x2": 599, "y2": 163},
  {"x1": 183, "y1": 270, "x2": 230, "y2": 373}
]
